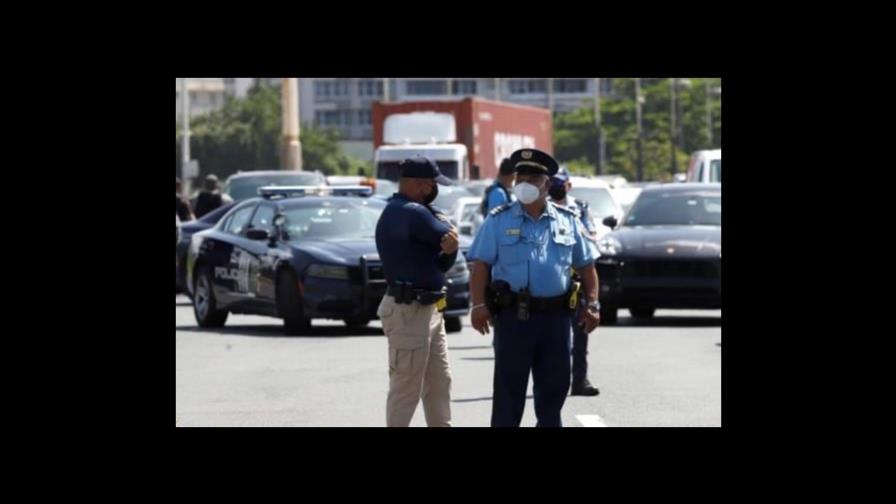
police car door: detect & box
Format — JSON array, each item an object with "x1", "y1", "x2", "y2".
[
  {"x1": 243, "y1": 202, "x2": 279, "y2": 306},
  {"x1": 215, "y1": 201, "x2": 261, "y2": 309}
]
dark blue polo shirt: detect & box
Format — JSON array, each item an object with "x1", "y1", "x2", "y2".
[{"x1": 375, "y1": 193, "x2": 457, "y2": 291}]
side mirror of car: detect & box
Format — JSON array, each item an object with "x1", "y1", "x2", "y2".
[
  {"x1": 246, "y1": 228, "x2": 270, "y2": 241},
  {"x1": 602, "y1": 216, "x2": 618, "y2": 229}
]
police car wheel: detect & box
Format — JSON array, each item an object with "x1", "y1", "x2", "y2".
[
  {"x1": 629, "y1": 307, "x2": 655, "y2": 319},
  {"x1": 600, "y1": 305, "x2": 618, "y2": 325},
  {"x1": 343, "y1": 317, "x2": 370, "y2": 328},
  {"x1": 277, "y1": 269, "x2": 311, "y2": 335},
  {"x1": 194, "y1": 266, "x2": 228, "y2": 328},
  {"x1": 445, "y1": 317, "x2": 462, "y2": 333}
]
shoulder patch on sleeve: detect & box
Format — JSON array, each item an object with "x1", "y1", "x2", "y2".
[{"x1": 489, "y1": 202, "x2": 512, "y2": 216}]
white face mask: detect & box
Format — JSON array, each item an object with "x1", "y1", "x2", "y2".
[{"x1": 513, "y1": 182, "x2": 542, "y2": 205}]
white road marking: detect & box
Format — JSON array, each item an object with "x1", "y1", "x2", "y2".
[{"x1": 576, "y1": 414, "x2": 608, "y2": 427}]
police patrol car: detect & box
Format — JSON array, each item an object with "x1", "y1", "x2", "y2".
[{"x1": 185, "y1": 186, "x2": 470, "y2": 335}]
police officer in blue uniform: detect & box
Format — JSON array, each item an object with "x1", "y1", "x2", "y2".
[
  {"x1": 375, "y1": 156, "x2": 459, "y2": 427},
  {"x1": 548, "y1": 168, "x2": 601, "y2": 397},
  {"x1": 480, "y1": 157, "x2": 516, "y2": 215},
  {"x1": 467, "y1": 148, "x2": 601, "y2": 427}
]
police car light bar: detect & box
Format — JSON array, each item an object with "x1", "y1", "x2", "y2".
[{"x1": 258, "y1": 185, "x2": 373, "y2": 199}]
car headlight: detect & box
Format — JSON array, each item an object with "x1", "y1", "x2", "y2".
[
  {"x1": 307, "y1": 264, "x2": 350, "y2": 280},
  {"x1": 597, "y1": 236, "x2": 623, "y2": 256}
]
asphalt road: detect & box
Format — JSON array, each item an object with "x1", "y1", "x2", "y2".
[{"x1": 176, "y1": 295, "x2": 721, "y2": 427}]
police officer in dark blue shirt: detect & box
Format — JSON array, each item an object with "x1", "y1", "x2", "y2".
[{"x1": 375, "y1": 156, "x2": 459, "y2": 427}]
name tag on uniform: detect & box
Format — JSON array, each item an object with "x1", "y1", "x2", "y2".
[{"x1": 505, "y1": 228, "x2": 521, "y2": 236}]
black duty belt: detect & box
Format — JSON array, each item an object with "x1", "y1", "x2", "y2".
[
  {"x1": 386, "y1": 283, "x2": 446, "y2": 306},
  {"x1": 506, "y1": 292, "x2": 570, "y2": 312}
]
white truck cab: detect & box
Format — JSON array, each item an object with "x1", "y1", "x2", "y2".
[
  {"x1": 375, "y1": 144, "x2": 468, "y2": 182},
  {"x1": 374, "y1": 112, "x2": 469, "y2": 182},
  {"x1": 686, "y1": 149, "x2": 722, "y2": 183}
]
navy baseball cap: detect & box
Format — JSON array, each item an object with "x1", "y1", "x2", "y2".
[
  {"x1": 510, "y1": 148, "x2": 559, "y2": 177},
  {"x1": 399, "y1": 156, "x2": 453, "y2": 185},
  {"x1": 552, "y1": 167, "x2": 570, "y2": 184}
]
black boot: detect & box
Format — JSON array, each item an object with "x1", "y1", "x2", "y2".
[{"x1": 571, "y1": 378, "x2": 600, "y2": 396}]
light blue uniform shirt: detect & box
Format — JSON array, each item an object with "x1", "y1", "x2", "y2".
[
  {"x1": 486, "y1": 182, "x2": 514, "y2": 212},
  {"x1": 468, "y1": 200, "x2": 599, "y2": 297}
]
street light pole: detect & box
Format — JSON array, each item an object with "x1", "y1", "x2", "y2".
[
  {"x1": 706, "y1": 79, "x2": 713, "y2": 148},
  {"x1": 547, "y1": 78, "x2": 554, "y2": 113},
  {"x1": 635, "y1": 77, "x2": 644, "y2": 182},
  {"x1": 281, "y1": 78, "x2": 302, "y2": 170},
  {"x1": 595, "y1": 78, "x2": 604, "y2": 175},
  {"x1": 670, "y1": 78, "x2": 677, "y2": 176},
  {"x1": 180, "y1": 77, "x2": 191, "y2": 195}
]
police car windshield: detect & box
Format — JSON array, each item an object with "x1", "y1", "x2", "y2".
[
  {"x1": 226, "y1": 173, "x2": 325, "y2": 201},
  {"x1": 280, "y1": 201, "x2": 384, "y2": 241},
  {"x1": 198, "y1": 202, "x2": 236, "y2": 224},
  {"x1": 568, "y1": 187, "x2": 619, "y2": 218},
  {"x1": 624, "y1": 193, "x2": 721, "y2": 226}
]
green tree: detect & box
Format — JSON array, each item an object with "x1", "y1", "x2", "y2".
[
  {"x1": 176, "y1": 83, "x2": 372, "y2": 181},
  {"x1": 551, "y1": 77, "x2": 721, "y2": 182}
]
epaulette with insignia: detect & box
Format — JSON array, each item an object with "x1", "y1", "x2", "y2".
[
  {"x1": 489, "y1": 202, "x2": 512, "y2": 216},
  {"x1": 550, "y1": 201, "x2": 577, "y2": 215}
]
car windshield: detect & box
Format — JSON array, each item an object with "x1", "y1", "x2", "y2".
[
  {"x1": 460, "y1": 202, "x2": 481, "y2": 223},
  {"x1": 463, "y1": 182, "x2": 489, "y2": 197},
  {"x1": 624, "y1": 192, "x2": 721, "y2": 226},
  {"x1": 568, "y1": 187, "x2": 619, "y2": 218},
  {"x1": 280, "y1": 200, "x2": 384, "y2": 241},
  {"x1": 431, "y1": 186, "x2": 474, "y2": 213},
  {"x1": 226, "y1": 173, "x2": 325, "y2": 201},
  {"x1": 374, "y1": 179, "x2": 397, "y2": 196},
  {"x1": 710, "y1": 159, "x2": 721, "y2": 183}
]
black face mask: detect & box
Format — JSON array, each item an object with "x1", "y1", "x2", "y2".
[
  {"x1": 423, "y1": 183, "x2": 438, "y2": 205},
  {"x1": 548, "y1": 184, "x2": 567, "y2": 200}
]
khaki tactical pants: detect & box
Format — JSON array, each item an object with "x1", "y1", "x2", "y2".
[{"x1": 378, "y1": 295, "x2": 452, "y2": 427}]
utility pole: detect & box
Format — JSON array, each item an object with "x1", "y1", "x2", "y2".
[
  {"x1": 595, "y1": 78, "x2": 604, "y2": 175},
  {"x1": 706, "y1": 79, "x2": 713, "y2": 147},
  {"x1": 281, "y1": 78, "x2": 302, "y2": 170},
  {"x1": 635, "y1": 78, "x2": 644, "y2": 182},
  {"x1": 670, "y1": 78, "x2": 677, "y2": 176},
  {"x1": 547, "y1": 78, "x2": 554, "y2": 113},
  {"x1": 180, "y1": 77, "x2": 191, "y2": 195}
]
